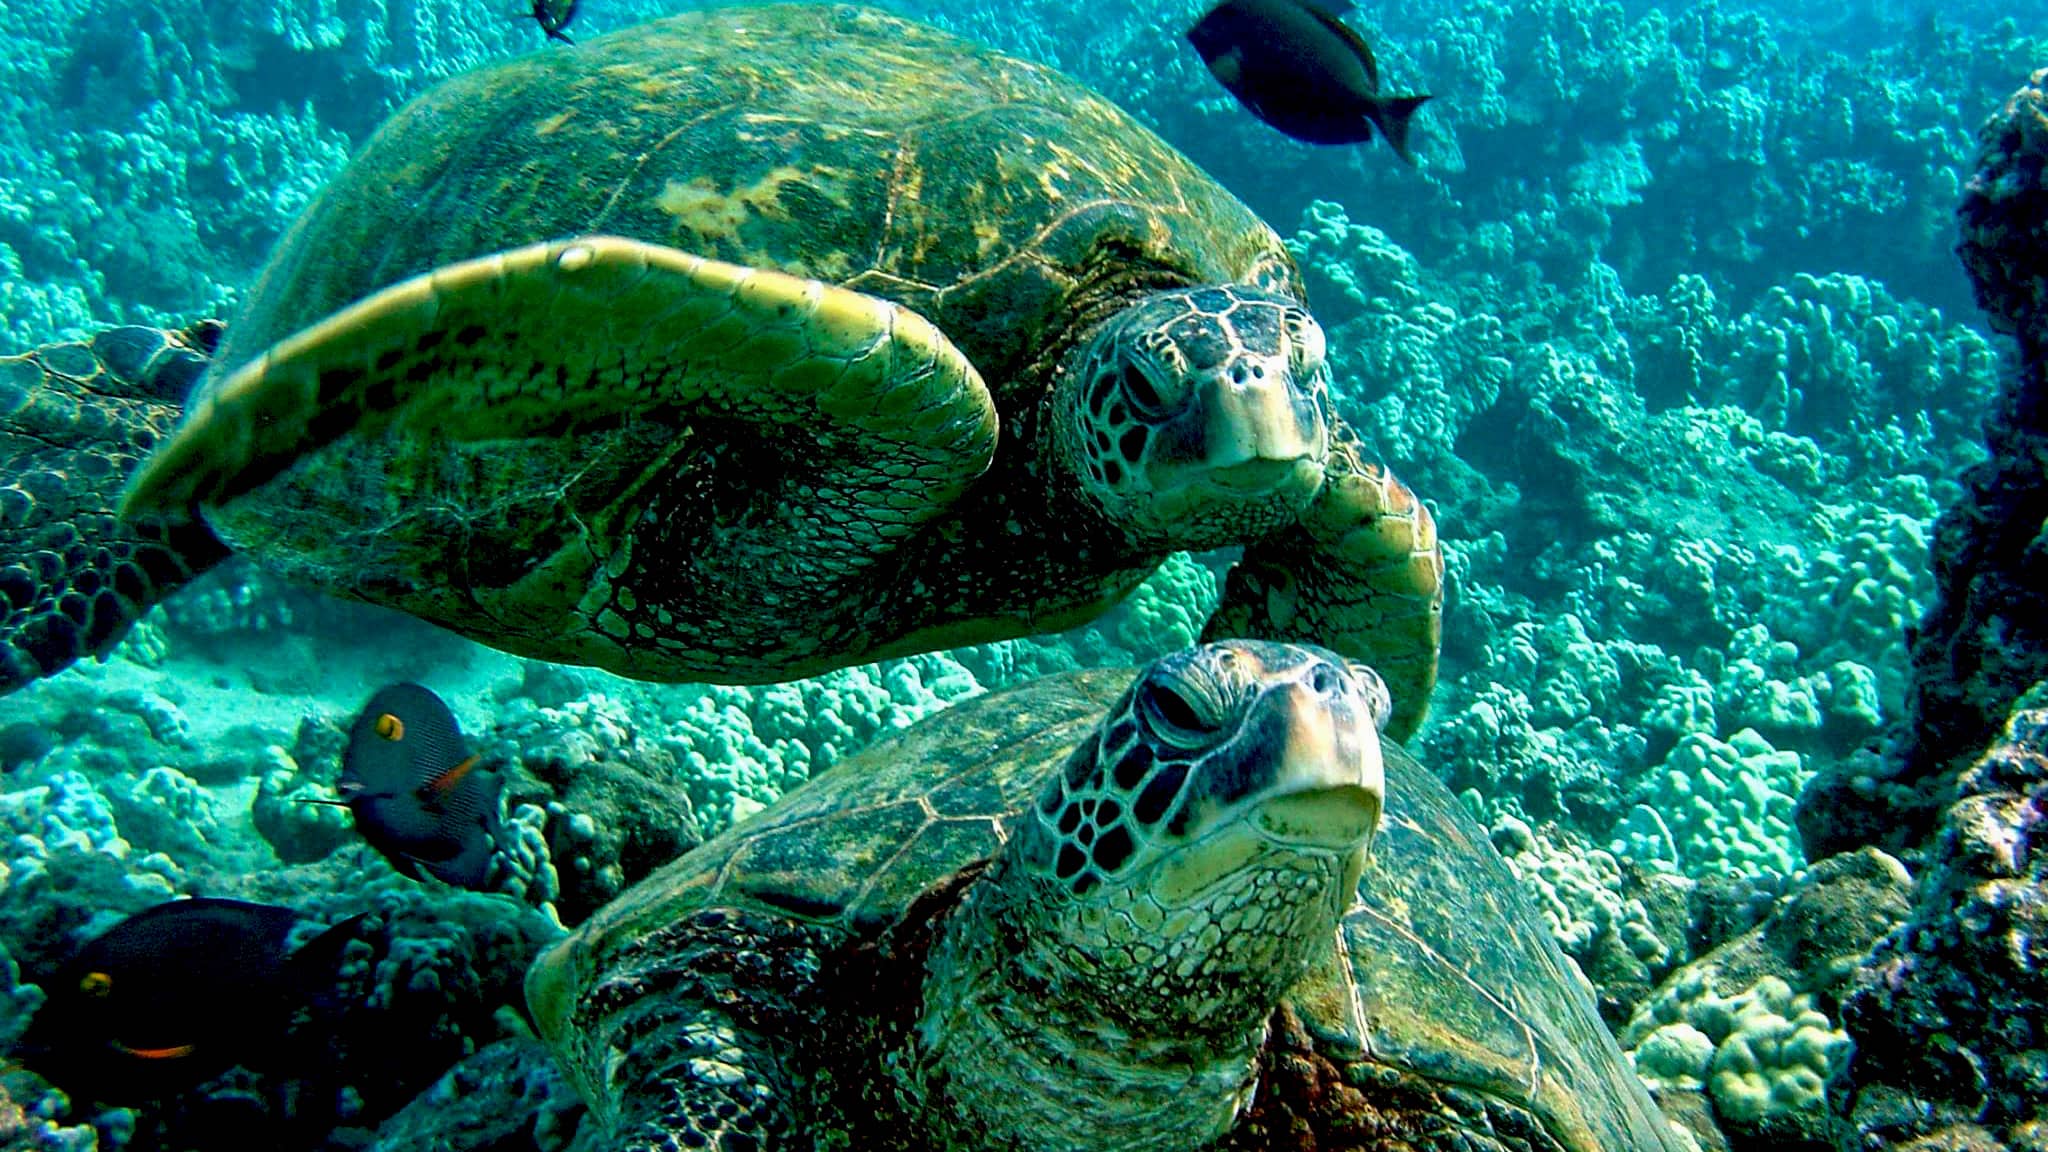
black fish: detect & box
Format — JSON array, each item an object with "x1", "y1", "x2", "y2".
[
  {"x1": 1187, "y1": 0, "x2": 1429, "y2": 163},
  {"x1": 341, "y1": 682, "x2": 508, "y2": 889},
  {"x1": 12, "y1": 898, "x2": 361, "y2": 1101},
  {"x1": 529, "y1": 0, "x2": 579, "y2": 43}
]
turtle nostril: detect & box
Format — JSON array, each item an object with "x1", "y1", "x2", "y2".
[{"x1": 1310, "y1": 662, "x2": 1339, "y2": 695}]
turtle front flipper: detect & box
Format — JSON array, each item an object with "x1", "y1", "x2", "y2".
[
  {"x1": 0, "y1": 323, "x2": 230, "y2": 696},
  {"x1": 1203, "y1": 424, "x2": 1442, "y2": 741},
  {"x1": 582, "y1": 998, "x2": 794, "y2": 1152},
  {"x1": 529, "y1": 908, "x2": 821, "y2": 1152},
  {"x1": 121, "y1": 237, "x2": 998, "y2": 676}
]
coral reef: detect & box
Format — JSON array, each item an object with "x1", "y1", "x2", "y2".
[
  {"x1": 488, "y1": 687, "x2": 701, "y2": 925},
  {"x1": 1620, "y1": 847, "x2": 1910, "y2": 1150},
  {"x1": 1833, "y1": 691, "x2": 2048, "y2": 1149},
  {"x1": 0, "y1": 1078, "x2": 96, "y2": 1152},
  {"x1": 0, "y1": 1, "x2": 2035, "y2": 1148},
  {"x1": 1487, "y1": 812, "x2": 1690, "y2": 1025},
  {"x1": 0, "y1": 0, "x2": 681, "y2": 346},
  {"x1": 366, "y1": 1037, "x2": 584, "y2": 1152}
]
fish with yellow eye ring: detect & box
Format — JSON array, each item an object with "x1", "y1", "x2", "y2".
[
  {"x1": 337, "y1": 682, "x2": 512, "y2": 890},
  {"x1": 10, "y1": 898, "x2": 362, "y2": 1102}
]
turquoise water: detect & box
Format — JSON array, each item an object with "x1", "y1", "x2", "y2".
[{"x1": 0, "y1": 0, "x2": 2039, "y2": 1148}]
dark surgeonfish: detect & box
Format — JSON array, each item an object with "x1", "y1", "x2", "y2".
[
  {"x1": 528, "y1": 0, "x2": 579, "y2": 42},
  {"x1": 1187, "y1": 0, "x2": 1430, "y2": 163},
  {"x1": 340, "y1": 682, "x2": 508, "y2": 889},
  {"x1": 12, "y1": 898, "x2": 361, "y2": 1102}
]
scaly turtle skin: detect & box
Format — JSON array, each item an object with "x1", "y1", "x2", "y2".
[
  {"x1": 8, "y1": 5, "x2": 1442, "y2": 737},
  {"x1": 0, "y1": 323, "x2": 228, "y2": 693},
  {"x1": 527, "y1": 641, "x2": 1684, "y2": 1152}
]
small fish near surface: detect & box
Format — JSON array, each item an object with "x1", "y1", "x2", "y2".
[
  {"x1": 340, "y1": 682, "x2": 510, "y2": 890},
  {"x1": 11, "y1": 898, "x2": 362, "y2": 1102},
  {"x1": 1187, "y1": 0, "x2": 1430, "y2": 163},
  {"x1": 527, "y1": 0, "x2": 580, "y2": 43}
]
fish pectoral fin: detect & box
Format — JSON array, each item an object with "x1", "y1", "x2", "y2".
[
  {"x1": 110, "y1": 1040, "x2": 198, "y2": 1061},
  {"x1": 419, "y1": 754, "x2": 482, "y2": 804}
]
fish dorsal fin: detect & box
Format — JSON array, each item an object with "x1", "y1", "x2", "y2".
[{"x1": 1295, "y1": 0, "x2": 1381, "y2": 91}]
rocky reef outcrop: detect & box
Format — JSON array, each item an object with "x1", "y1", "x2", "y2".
[
  {"x1": 1800, "y1": 68, "x2": 2048, "y2": 855},
  {"x1": 1806, "y1": 67, "x2": 2048, "y2": 1152}
]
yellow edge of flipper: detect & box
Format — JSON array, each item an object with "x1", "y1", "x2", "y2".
[{"x1": 121, "y1": 236, "x2": 998, "y2": 520}]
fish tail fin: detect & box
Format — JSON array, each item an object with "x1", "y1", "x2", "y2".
[
  {"x1": 1369, "y1": 93, "x2": 1431, "y2": 166},
  {"x1": 2, "y1": 323, "x2": 232, "y2": 698},
  {"x1": 283, "y1": 913, "x2": 369, "y2": 995}
]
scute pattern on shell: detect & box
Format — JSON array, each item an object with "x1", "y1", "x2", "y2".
[{"x1": 207, "y1": 4, "x2": 1289, "y2": 396}]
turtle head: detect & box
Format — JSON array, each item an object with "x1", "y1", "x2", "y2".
[
  {"x1": 1011, "y1": 639, "x2": 1386, "y2": 1037},
  {"x1": 1052, "y1": 286, "x2": 1331, "y2": 549}
]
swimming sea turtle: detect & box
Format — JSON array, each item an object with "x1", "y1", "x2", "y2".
[
  {"x1": 527, "y1": 640, "x2": 1684, "y2": 1152},
  {"x1": 4, "y1": 4, "x2": 1441, "y2": 736}
]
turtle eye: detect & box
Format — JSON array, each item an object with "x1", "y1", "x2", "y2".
[
  {"x1": 1282, "y1": 308, "x2": 1323, "y2": 376},
  {"x1": 1119, "y1": 364, "x2": 1171, "y2": 419},
  {"x1": 1140, "y1": 679, "x2": 1217, "y2": 746},
  {"x1": 1344, "y1": 662, "x2": 1393, "y2": 730}
]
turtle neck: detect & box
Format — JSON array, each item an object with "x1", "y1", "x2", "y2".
[{"x1": 894, "y1": 852, "x2": 1302, "y2": 1152}]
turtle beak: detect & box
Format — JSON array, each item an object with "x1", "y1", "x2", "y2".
[
  {"x1": 1250, "y1": 678, "x2": 1384, "y2": 852},
  {"x1": 1197, "y1": 353, "x2": 1326, "y2": 494}
]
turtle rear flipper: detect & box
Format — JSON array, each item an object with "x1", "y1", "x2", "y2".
[
  {"x1": 1204, "y1": 424, "x2": 1442, "y2": 742},
  {"x1": 122, "y1": 236, "x2": 998, "y2": 669},
  {"x1": 0, "y1": 323, "x2": 230, "y2": 696}
]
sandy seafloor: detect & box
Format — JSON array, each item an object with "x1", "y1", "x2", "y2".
[{"x1": 0, "y1": 0, "x2": 2044, "y2": 1147}]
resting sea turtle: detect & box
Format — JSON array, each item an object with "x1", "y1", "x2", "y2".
[
  {"x1": 0, "y1": 4, "x2": 1442, "y2": 736},
  {"x1": 527, "y1": 640, "x2": 1684, "y2": 1152}
]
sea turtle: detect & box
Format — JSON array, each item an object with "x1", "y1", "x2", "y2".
[
  {"x1": 527, "y1": 640, "x2": 1685, "y2": 1152},
  {"x1": 3, "y1": 4, "x2": 1442, "y2": 737}
]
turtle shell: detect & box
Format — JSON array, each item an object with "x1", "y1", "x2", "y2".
[
  {"x1": 544, "y1": 668, "x2": 1679, "y2": 1151},
  {"x1": 168, "y1": 2, "x2": 1327, "y2": 689},
  {"x1": 212, "y1": 4, "x2": 1292, "y2": 407}
]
